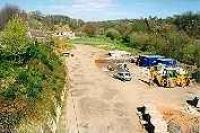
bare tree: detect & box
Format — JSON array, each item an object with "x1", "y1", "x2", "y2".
[{"x1": 0, "y1": 5, "x2": 20, "y2": 29}]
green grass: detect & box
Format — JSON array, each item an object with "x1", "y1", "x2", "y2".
[{"x1": 71, "y1": 36, "x2": 139, "y2": 55}]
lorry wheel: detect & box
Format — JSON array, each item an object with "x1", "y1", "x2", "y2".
[
  {"x1": 186, "y1": 79, "x2": 190, "y2": 86},
  {"x1": 163, "y1": 79, "x2": 167, "y2": 88},
  {"x1": 167, "y1": 80, "x2": 171, "y2": 88}
]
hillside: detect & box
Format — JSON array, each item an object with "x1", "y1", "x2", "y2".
[
  {"x1": 0, "y1": 10, "x2": 68, "y2": 132},
  {"x1": 74, "y1": 13, "x2": 200, "y2": 69}
]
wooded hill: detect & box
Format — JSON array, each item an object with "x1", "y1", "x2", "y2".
[{"x1": 77, "y1": 13, "x2": 200, "y2": 68}]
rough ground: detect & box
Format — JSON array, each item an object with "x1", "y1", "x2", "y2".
[{"x1": 57, "y1": 44, "x2": 200, "y2": 133}]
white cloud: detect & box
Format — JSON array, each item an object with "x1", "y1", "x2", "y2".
[
  {"x1": 42, "y1": 0, "x2": 120, "y2": 21},
  {"x1": 71, "y1": 0, "x2": 117, "y2": 11}
]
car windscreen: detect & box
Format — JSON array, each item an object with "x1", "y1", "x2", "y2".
[
  {"x1": 119, "y1": 73, "x2": 123, "y2": 76},
  {"x1": 166, "y1": 70, "x2": 177, "y2": 78},
  {"x1": 124, "y1": 73, "x2": 130, "y2": 76}
]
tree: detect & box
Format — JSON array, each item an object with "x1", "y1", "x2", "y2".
[
  {"x1": 83, "y1": 23, "x2": 97, "y2": 37},
  {"x1": 105, "y1": 28, "x2": 121, "y2": 41},
  {"x1": 129, "y1": 32, "x2": 151, "y2": 51},
  {"x1": 174, "y1": 12, "x2": 200, "y2": 38},
  {"x1": 0, "y1": 17, "x2": 28, "y2": 54},
  {"x1": 0, "y1": 5, "x2": 20, "y2": 30},
  {"x1": 193, "y1": 42, "x2": 200, "y2": 67},
  {"x1": 115, "y1": 23, "x2": 133, "y2": 43}
]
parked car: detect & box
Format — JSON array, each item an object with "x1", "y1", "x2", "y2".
[{"x1": 113, "y1": 70, "x2": 132, "y2": 81}]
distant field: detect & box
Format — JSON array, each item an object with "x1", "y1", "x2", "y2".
[{"x1": 71, "y1": 36, "x2": 139, "y2": 55}]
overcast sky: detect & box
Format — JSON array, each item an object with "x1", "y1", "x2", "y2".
[{"x1": 0, "y1": 0, "x2": 200, "y2": 21}]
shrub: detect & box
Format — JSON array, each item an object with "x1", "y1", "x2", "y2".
[
  {"x1": 106, "y1": 28, "x2": 121, "y2": 41},
  {"x1": 0, "y1": 17, "x2": 28, "y2": 54},
  {"x1": 0, "y1": 42, "x2": 66, "y2": 130}
]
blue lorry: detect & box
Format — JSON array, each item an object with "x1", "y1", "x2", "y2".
[{"x1": 138, "y1": 55, "x2": 176, "y2": 68}]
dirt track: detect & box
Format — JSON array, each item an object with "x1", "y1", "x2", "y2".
[{"x1": 57, "y1": 44, "x2": 200, "y2": 133}]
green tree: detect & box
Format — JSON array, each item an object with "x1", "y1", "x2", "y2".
[
  {"x1": 105, "y1": 28, "x2": 121, "y2": 41},
  {"x1": 83, "y1": 23, "x2": 97, "y2": 37},
  {"x1": 129, "y1": 32, "x2": 151, "y2": 50},
  {"x1": 174, "y1": 12, "x2": 200, "y2": 38},
  {"x1": 193, "y1": 42, "x2": 200, "y2": 67},
  {"x1": 0, "y1": 17, "x2": 28, "y2": 54}
]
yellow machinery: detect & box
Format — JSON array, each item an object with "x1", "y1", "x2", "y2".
[
  {"x1": 150, "y1": 67, "x2": 190, "y2": 88},
  {"x1": 150, "y1": 67, "x2": 176, "y2": 88},
  {"x1": 176, "y1": 73, "x2": 191, "y2": 87}
]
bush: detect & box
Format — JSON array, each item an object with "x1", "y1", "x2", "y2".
[
  {"x1": 0, "y1": 17, "x2": 28, "y2": 54},
  {"x1": 0, "y1": 42, "x2": 66, "y2": 130},
  {"x1": 129, "y1": 32, "x2": 152, "y2": 51},
  {"x1": 106, "y1": 28, "x2": 121, "y2": 41}
]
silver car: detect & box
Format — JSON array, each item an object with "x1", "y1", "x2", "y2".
[{"x1": 113, "y1": 71, "x2": 132, "y2": 81}]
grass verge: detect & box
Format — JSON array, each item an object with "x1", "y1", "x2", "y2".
[{"x1": 71, "y1": 36, "x2": 139, "y2": 55}]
